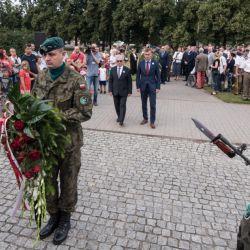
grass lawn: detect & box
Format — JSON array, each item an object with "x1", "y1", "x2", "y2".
[{"x1": 204, "y1": 86, "x2": 250, "y2": 104}]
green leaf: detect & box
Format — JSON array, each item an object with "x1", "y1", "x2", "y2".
[
  {"x1": 23, "y1": 127, "x2": 35, "y2": 138},
  {"x1": 38, "y1": 103, "x2": 53, "y2": 112},
  {"x1": 26, "y1": 114, "x2": 47, "y2": 125}
]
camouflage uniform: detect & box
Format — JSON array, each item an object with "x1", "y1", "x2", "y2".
[
  {"x1": 32, "y1": 65, "x2": 92, "y2": 214},
  {"x1": 237, "y1": 217, "x2": 250, "y2": 250}
]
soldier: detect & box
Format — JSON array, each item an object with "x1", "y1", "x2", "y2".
[
  {"x1": 32, "y1": 37, "x2": 92, "y2": 245},
  {"x1": 237, "y1": 204, "x2": 250, "y2": 250}
]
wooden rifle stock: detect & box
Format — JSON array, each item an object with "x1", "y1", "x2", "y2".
[{"x1": 212, "y1": 138, "x2": 236, "y2": 158}]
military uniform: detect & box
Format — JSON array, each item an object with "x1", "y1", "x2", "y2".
[
  {"x1": 32, "y1": 36, "x2": 92, "y2": 245},
  {"x1": 237, "y1": 203, "x2": 250, "y2": 250},
  {"x1": 33, "y1": 66, "x2": 92, "y2": 214}
]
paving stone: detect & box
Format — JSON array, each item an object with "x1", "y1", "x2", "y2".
[{"x1": 0, "y1": 129, "x2": 245, "y2": 250}]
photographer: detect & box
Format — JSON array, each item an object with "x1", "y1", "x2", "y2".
[{"x1": 86, "y1": 44, "x2": 102, "y2": 106}]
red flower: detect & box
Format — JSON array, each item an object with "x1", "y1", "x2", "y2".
[
  {"x1": 10, "y1": 140, "x2": 21, "y2": 151},
  {"x1": 29, "y1": 150, "x2": 41, "y2": 160},
  {"x1": 14, "y1": 120, "x2": 25, "y2": 131},
  {"x1": 32, "y1": 165, "x2": 41, "y2": 174},
  {"x1": 17, "y1": 152, "x2": 26, "y2": 164},
  {"x1": 22, "y1": 134, "x2": 33, "y2": 143},
  {"x1": 24, "y1": 170, "x2": 34, "y2": 179}
]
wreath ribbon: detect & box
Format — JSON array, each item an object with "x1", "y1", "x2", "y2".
[{"x1": 1, "y1": 103, "x2": 28, "y2": 215}]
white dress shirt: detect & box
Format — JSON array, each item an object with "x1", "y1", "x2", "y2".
[{"x1": 117, "y1": 66, "x2": 123, "y2": 77}]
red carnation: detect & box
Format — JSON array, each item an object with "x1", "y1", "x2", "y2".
[
  {"x1": 24, "y1": 170, "x2": 34, "y2": 180},
  {"x1": 22, "y1": 134, "x2": 33, "y2": 143},
  {"x1": 29, "y1": 150, "x2": 41, "y2": 160},
  {"x1": 14, "y1": 120, "x2": 25, "y2": 131},
  {"x1": 10, "y1": 140, "x2": 21, "y2": 151},
  {"x1": 32, "y1": 165, "x2": 41, "y2": 174},
  {"x1": 14, "y1": 135, "x2": 21, "y2": 143},
  {"x1": 17, "y1": 152, "x2": 26, "y2": 164}
]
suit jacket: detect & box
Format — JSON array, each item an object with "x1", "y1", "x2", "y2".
[
  {"x1": 136, "y1": 60, "x2": 161, "y2": 91},
  {"x1": 187, "y1": 51, "x2": 197, "y2": 69},
  {"x1": 158, "y1": 51, "x2": 169, "y2": 67},
  {"x1": 195, "y1": 53, "x2": 208, "y2": 72},
  {"x1": 130, "y1": 53, "x2": 138, "y2": 74},
  {"x1": 109, "y1": 66, "x2": 132, "y2": 97}
]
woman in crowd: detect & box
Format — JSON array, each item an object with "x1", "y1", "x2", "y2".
[
  {"x1": 210, "y1": 51, "x2": 220, "y2": 95},
  {"x1": 110, "y1": 49, "x2": 117, "y2": 68},
  {"x1": 226, "y1": 52, "x2": 236, "y2": 93},
  {"x1": 0, "y1": 48, "x2": 13, "y2": 76},
  {"x1": 9, "y1": 48, "x2": 21, "y2": 84},
  {"x1": 172, "y1": 47, "x2": 183, "y2": 80}
]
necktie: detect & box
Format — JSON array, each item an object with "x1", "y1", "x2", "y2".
[
  {"x1": 146, "y1": 61, "x2": 150, "y2": 74},
  {"x1": 118, "y1": 67, "x2": 121, "y2": 78}
]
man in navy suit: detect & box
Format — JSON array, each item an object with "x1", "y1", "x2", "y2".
[
  {"x1": 136, "y1": 48, "x2": 161, "y2": 129},
  {"x1": 158, "y1": 46, "x2": 169, "y2": 84},
  {"x1": 109, "y1": 55, "x2": 132, "y2": 126}
]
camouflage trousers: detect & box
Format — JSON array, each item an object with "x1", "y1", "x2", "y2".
[
  {"x1": 46, "y1": 146, "x2": 81, "y2": 214},
  {"x1": 237, "y1": 217, "x2": 250, "y2": 250}
]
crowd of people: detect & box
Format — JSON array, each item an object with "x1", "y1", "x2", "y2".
[{"x1": 1, "y1": 42, "x2": 250, "y2": 111}]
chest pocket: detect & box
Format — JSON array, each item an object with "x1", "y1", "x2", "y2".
[{"x1": 56, "y1": 93, "x2": 73, "y2": 112}]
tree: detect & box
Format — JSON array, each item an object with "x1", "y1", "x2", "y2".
[
  {"x1": 0, "y1": 0, "x2": 23, "y2": 29},
  {"x1": 57, "y1": 0, "x2": 86, "y2": 45},
  {"x1": 142, "y1": 0, "x2": 176, "y2": 45},
  {"x1": 112, "y1": 0, "x2": 147, "y2": 44}
]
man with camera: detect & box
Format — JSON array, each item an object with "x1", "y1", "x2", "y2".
[{"x1": 86, "y1": 43, "x2": 102, "y2": 106}]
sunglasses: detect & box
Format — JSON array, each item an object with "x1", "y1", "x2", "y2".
[{"x1": 116, "y1": 60, "x2": 123, "y2": 62}]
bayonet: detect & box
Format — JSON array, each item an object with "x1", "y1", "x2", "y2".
[{"x1": 192, "y1": 118, "x2": 250, "y2": 165}]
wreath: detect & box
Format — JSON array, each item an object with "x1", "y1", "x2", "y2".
[{"x1": 0, "y1": 85, "x2": 70, "y2": 242}]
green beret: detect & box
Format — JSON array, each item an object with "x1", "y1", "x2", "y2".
[{"x1": 39, "y1": 37, "x2": 64, "y2": 55}]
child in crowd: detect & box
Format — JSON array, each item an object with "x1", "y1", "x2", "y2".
[
  {"x1": 0, "y1": 68, "x2": 13, "y2": 114},
  {"x1": 99, "y1": 62, "x2": 108, "y2": 94},
  {"x1": 0, "y1": 68, "x2": 13, "y2": 96},
  {"x1": 19, "y1": 61, "x2": 32, "y2": 94},
  {"x1": 36, "y1": 55, "x2": 47, "y2": 71}
]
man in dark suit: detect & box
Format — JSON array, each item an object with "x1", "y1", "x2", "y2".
[
  {"x1": 130, "y1": 48, "x2": 138, "y2": 75},
  {"x1": 185, "y1": 46, "x2": 197, "y2": 83},
  {"x1": 109, "y1": 55, "x2": 132, "y2": 126},
  {"x1": 158, "y1": 46, "x2": 169, "y2": 84},
  {"x1": 136, "y1": 48, "x2": 161, "y2": 129}
]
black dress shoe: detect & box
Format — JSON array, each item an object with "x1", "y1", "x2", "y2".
[
  {"x1": 40, "y1": 213, "x2": 60, "y2": 240},
  {"x1": 53, "y1": 211, "x2": 71, "y2": 245},
  {"x1": 116, "y1": 118, "x2": 120, "y2": 122},
  {"x1": 140, "y1": 119, "x2": 148, "y2": 125},
  {"x1": 119, "y1": 121, "x2": 123, "y2": 126},
  {"x1": 150, "y1": 123, "x2": 156, "y2": 129}
]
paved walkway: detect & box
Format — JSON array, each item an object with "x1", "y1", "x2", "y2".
[
  {"x1": 84, "y1": 81, "x2": 250, "y2": 144},
  {"x1": 1, "y1": 131, "x2": 250, "y2": 250}
]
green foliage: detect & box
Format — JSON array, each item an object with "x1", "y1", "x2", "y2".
[
  {"x1": 204, "y1": 86, "x2": 250, "y2": 104},
  {"x1": 0, "y1": 28, "x2": 34, "y2": 55}
]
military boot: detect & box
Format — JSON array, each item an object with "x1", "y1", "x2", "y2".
[
  {"x1": 40, "y1": 212, "x2": 60, "y2": 239},
  {"x1": 53, "y1": 211, "x2": 71, "y2": 245}
]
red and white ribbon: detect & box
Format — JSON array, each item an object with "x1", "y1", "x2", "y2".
[{"x1": 1, "y1": 101, "x2": 28, "y2": 215}]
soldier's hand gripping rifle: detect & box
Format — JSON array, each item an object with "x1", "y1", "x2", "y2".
[{"x1": 192, "y1": 118, "x2": 250, "y2": 166}]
